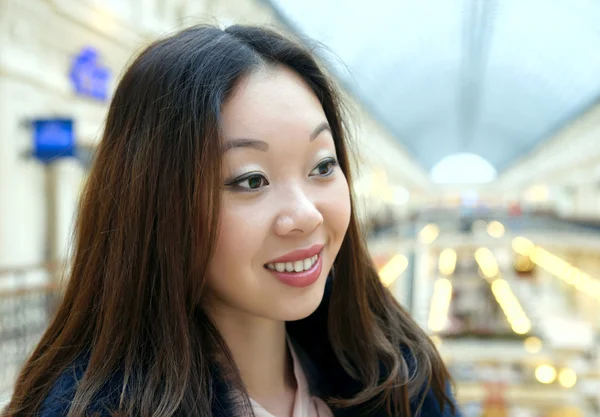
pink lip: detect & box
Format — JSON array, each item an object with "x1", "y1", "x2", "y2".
[
  {"x1": 266, "y1": 253, "x2": 324, "y2": 288},
  {"x1": 266, "y1": 244, "x2": 324, "y2": 264}
]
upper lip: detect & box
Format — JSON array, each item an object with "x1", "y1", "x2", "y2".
[{"x1": 266, "y1": 244, "x2": 325, "y2": 264}]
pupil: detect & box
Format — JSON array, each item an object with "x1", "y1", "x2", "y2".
[
  {"x1": 320, "y1": 163, "x2": 330, "y2": 175},
  {"x1": 249, "y1": 177, "x2": 261, "y2": 188}
]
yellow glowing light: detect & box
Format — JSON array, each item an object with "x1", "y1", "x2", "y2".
[
  {"x1": 419, "y1": 223, "x2": 440, "y2": 245},
  {"x1": 475, "y1": 248, "x2": 531, "y2": 335},
  {"x1": 520, "y1": 239, "x2": 600, "y2": 301},
  {"x1": 511, "y1": 317, "x2": 532, "y2": 335},
  {"x1": 512, "y1": 237, "x2": 534, "y2": 256},
  {"x1": 558, "y1": 368, "x2": 577, "y2": 388},
  {"x1": 535, "y1": 364, "x2": 557, "y2": 384},
  {"x1": 574, "y1": 273, "x2": 593, "y2": 292},
  {"x1": 524, "y1": 336, "x2": 542, "y2": 353},
  {"x1": 379, "y1": 254, "x2": 408, "y2": 287},
  {"x1": 532, "y1": 248, "x2": 547, "y2": 268},
  {"x1": 524, "y1": 184, "x2": 549, "y2": 203},
  {"x1": 590, "y1": 280, "x2": 600, "y2": 299},
  {"x1": 428, "y1": 278, "x2": 453, "y2": 332},
  {"x1": 514, "y1": 255, "x2": 534, "y2": 272},
  {"x1": 548, "y1": 255, "x2": 567, "y2": 275},
  {"x1": 488, "y1": 278, "x2": 531, "y2": 335},
  {"x1": 491, "y1": 278, "x2": 508, "y2": 292},
  {"x1": 562, "y1": 267, "x2": 579, "y2": 285},
  {"x1": 474, "y1": 248, "x2": 499, "y2": 278},
  {"x1": 487, "y1": 221, "x2": 505, "y2": 238},
  {"x1": 438, "y1": 248, "x2": 457, "y2": 276}
]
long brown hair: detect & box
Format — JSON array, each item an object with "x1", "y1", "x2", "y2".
[{"x1": 4, "y1": 25, "x2": 455, "y2": 416}]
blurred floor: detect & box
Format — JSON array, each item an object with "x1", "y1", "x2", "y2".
[{"x1": 370, "y1": 211, "x2": 600, "y2": 417}]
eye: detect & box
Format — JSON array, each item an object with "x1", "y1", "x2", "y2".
[
  {"x1": 227, "y1": 173, "x2": 269, "y2": 191},
  {"x1": 310, "y1": 158, "x2": 339, "y2": 177}
]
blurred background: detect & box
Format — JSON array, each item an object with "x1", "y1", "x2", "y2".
[{"x1": 1, "y1": 0, "x2": 600, "y2": 416}]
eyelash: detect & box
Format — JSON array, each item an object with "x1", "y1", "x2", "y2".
[
  {"x1": 226, "y1": 158, "x2": 339, "y2": 192},
  {"x1": 309, "y1": 157, "x2": 339, "y2": 178}
]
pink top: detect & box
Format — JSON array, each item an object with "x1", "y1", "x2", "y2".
[{"x1": 250, "y1": 339, "x2": 334, "y2": 417}]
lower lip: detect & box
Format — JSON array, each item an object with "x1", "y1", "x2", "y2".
[{"x1": 267, "y1": 254, "x2": 323, "y2": 288}]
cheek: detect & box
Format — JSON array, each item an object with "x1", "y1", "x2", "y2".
[
  {"x1": 210, "y1": 203, "x2": 270, "y2": 268},
  {"x1": 323, "y1": 176, "x2": 352, "y2": 239},
  {"x1": 205, "y1": 206, "x2": 265, "y2": 308}
]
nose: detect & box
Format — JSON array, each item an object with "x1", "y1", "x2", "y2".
[{"x1": 274, "y1": 186, "x2": 323, "y2": 236}]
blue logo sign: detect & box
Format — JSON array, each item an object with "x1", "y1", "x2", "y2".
[
  {"x1": 32, "y1": 119, "x2": 75, "y2": 163},
  {"x1": 69, "y1": 46, "x2": 111, "y2": 101}
]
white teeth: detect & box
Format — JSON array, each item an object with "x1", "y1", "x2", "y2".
[
  {"x1": 266, "y1": 254, "x2": 320, "y2": 273},
  {"x1": 303, "y1": 258, "x2": 312, "y2": 270}
]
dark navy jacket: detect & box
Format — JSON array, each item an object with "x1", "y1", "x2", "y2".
[{"x1": 39, "y1": 279, "x2": 461, "y2": 417}]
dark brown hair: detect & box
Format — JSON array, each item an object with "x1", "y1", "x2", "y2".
[{"x1": 4, "y1": 25, "x2": 455, "y2": 416}]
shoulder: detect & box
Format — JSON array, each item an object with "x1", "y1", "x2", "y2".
[
  {"x1": 402, "y1": 347, "x2": 462, "y2": 417},
  {"x1": 38, "y1": 361, "x2": 85, "y2": 417},
  {"x1": 38, "y1": 357, "x2": 118, "y2": 417}
]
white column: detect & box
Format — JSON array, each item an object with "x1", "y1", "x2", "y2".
[
  {"x1": 0, "y1": 1, "x2": 47, "y2": 268},
  {"x1": 0, "y1": 79, "x2": 47, "y2": 268},
  {"x1": 53, "y1": 160, "x2": 86, "y2": 261},
  {"x1": 412, "y1": 235, "x2": 434, "y2": 330},
  {"x1": 573, "y1": 183, "x2": 600, "y2": 219}
]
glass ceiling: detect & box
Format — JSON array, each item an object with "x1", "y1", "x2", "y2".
[{"x1": 267, "y1": 0, "x2": 600, "y2": 174}]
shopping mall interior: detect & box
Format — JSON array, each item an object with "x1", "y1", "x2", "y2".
[{"x1": 1, "y1": 1, "x2": 600, "y2": 416}]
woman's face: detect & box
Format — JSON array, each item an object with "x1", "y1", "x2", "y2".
[{"x1": 205, "y1": 65, "x2": 351, "y2": 322}]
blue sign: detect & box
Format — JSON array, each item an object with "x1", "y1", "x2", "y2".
[
  {"x1": 69, "y1": 46, "x2": 111, "y2": 101},
  {"x1": 32, "y1": 119, "x2": 75, "y2": 163}
]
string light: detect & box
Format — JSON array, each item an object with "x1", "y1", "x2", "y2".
[
  {"x1": 535, "y1": 364, "x2": 557, "y2": 384},
  {"x1": 558, "y1": 368, "x2": 577, "y2": 388},
  {"x1": 419, "y1": 223, "x2": 439, "y2": 245},
  {"x1": 428, "y1": 278, "x2": 453, "y2": 332},
  {"x1": 514, "y1": 255, "x2": 534, "y2": 272},
  {"x1": 487, "y1": 221, "x2": 505, "y2": 238},
  {"x1": 474, "y1": 248, "x2": 499, "y2": 279},
  {"x1": 513, "y1": 237, "x2": 600, "y2": 300},
  {"x1": 379, "y1": 254, "x2": 408, "y2": 287},
  {"x1": 524, "y1": 336, "x2": 542, "y2": 353},
  {"x1": 438, "y1": 248, "x2": 457, "y2": 276},
  {"x1": 475, "y1": 248, "x2": 531, "y2": 335}
]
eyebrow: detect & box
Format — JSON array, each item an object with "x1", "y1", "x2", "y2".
[
  {"x1": 223, "y1": 121, "x2": 332, "y2": 153},
  {"x1": 310, "y1": 122, "x2": 331, "y2": 141},
  {"x1": 222, "y1": 138, "x2": 269, "y2": 152}
]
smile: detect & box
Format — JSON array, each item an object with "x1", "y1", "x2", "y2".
[
  {"x1": 266, "y1": 254, "x2": 319, "y2": 272},
  {"x1": 264, "y1": 244, "x2": 325, "y2": 288}
]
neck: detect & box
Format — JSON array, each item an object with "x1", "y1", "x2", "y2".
[{"x1": 206, "y1": 301, "x2": 295, "y2": 399}]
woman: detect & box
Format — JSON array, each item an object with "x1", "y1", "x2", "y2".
[{"x1": 4, "y1": 25, "x2": 460, "y2": 417}]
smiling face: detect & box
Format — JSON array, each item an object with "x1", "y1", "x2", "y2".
[{"x1": 205, "y1": 65, "x2": 351, "y2": 322}]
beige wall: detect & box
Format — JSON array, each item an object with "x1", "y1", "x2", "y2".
[{"x1": 495, "y1": 102, "x2": 600, "y2": 218}]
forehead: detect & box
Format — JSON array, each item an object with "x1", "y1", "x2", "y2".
[{"x1": 221, "y1": 66, "x2": 326, "y2": 139}]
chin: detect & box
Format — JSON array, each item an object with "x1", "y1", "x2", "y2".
[{"x1": 274, "y1": 283, "x2": 327, "y2": 322}]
